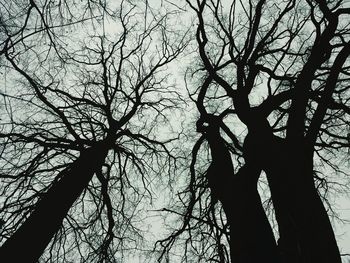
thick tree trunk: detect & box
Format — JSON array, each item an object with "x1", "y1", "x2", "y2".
[
  {"x1": 241, "y1": 120, "x2": 341, "y2": 263},
  {"x1": 0, "y1": 145, "x2": 109, "y2": 263},
  {"x1": 264, "y1": 142, "x2": 341, "y2": 263},
  {"x1": 205, "y1": 129, "x2": 281, "y2": 263},
  {"x1": 225, "y1": 165, "x2": 281, "y2": 263}
]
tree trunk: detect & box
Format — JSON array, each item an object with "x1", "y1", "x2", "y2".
[
  {"x1": 242, "y1": 118, "x2": 341, "y2": 263},
  {"x1": 225, "y1": 165, "x2": 281, "y2": 263},
  {"x1": 205, "y1": 128, "x2": 281, "y2": 263},
  {"x1": 264, "y1": 141, "x2": 341, "y2": 263},
  {"x1": 0, "y1": 145, "x2": 109, "y2": 263}
]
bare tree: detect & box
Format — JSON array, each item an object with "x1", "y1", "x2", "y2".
[
  {"x1": 0, "y1": 1, "x2": 187, "y2": 262},
  {"x1": 158, "y1": 0, "x2": 349, "y2": 262}
]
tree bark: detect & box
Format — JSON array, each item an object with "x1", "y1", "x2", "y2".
[
  {"x1": 241, "y1": 115, "x2": 341, "y2": 263},
  {"x1": 205, "y1": 128, "x2": 281, "y2": 263},
  {"x1": 0, "y1": 144, "x2": 109, "y2": 263},
  {"x1": 226, "y1": 165, "x2": 281, "y2": 263},
  {"x1": 264, "y1": 140, "x2": 341, "y2": 263}
]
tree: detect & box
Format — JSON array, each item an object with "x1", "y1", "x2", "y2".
[
  {"x1": 158, "y1": 0, "x2": 349, "y2": 262},
  {"x1": 0, "y1": 1, "x2": 187, "y2": 262}
]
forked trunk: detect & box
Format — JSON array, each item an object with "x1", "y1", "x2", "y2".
[
  {"x1": 205, "y1": 128, "x2": 281, "y2": 263},
  {"x1": 225, "y1": 165, "x2": 281, "y2": 263}
]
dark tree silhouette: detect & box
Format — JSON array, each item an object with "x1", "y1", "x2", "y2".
[
  {"x1": 158, "y1": 0, "x2": 349, "y2": 262},
  {"x1": 197, "y1": 114, "x2": 280, "y2": 262},
  {"x1": 1, "y1": 1, "x2": 349, "y2": 262},
  {"x1": 0, "y1": 1, "x2": 187, "y2": 262}
]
